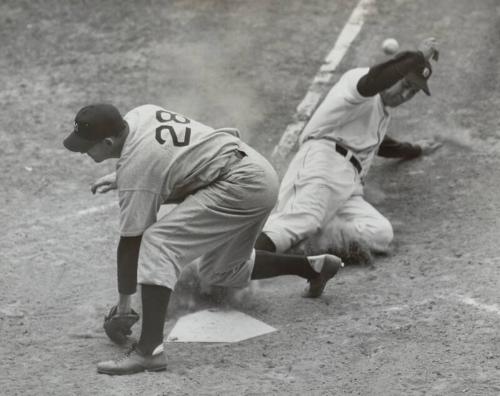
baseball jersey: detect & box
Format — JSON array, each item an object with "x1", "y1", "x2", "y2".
[
  {"x1": 116, "y1": 104, "x2": 242, "y2": 237},
  {"x1": 299, "y1": 67, "x2": 391, "y2": 177}
]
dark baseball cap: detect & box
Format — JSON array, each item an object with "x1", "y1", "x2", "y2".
[
  {"x1": 405, "y1": 59, "x2": 432, "y2": 96},
  {"x1": 63, "y1": 104, "x2": 126, "y2": 153}
]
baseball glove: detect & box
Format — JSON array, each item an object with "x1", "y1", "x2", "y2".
[{"x1": 103, "y1": 305, "x2": 140, "y2": 345}]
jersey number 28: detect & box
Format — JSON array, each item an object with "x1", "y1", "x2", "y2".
[{"x1": 155, "y1": 110, "x2": 191, "y2": 147}]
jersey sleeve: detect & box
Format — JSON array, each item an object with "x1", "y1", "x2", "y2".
[
  {"x1": 357, "y1": 51, "x2": 427, "y2": 97},
  {"x1": 341, "y1": 68, "x2": 371, "y2": 104},
  {"x1": 118, "y1": 190, "x2": 162, "y2": 236}
]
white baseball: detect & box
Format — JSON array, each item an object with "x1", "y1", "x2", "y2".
[{"x1": 382, "y1": 38, "x2": 399, "y2": 55}]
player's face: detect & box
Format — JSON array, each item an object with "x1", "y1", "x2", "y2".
[
  {"x1": 380, "y1": 79, "x2": 420, "y2": 107},
  {"x1": 86, "y1": 140, "x2": 113, "y2": 163}
]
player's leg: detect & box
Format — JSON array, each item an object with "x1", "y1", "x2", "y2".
[
  {"x1": 137, "y1": 284, "x2": 170, "y2": 355},
  {"x1": 97, "y1": 282, "x2": 171, "y2": 375},
  {"x1": 254, "y1": 144, "x2": 305, "y2": 252},
  {"x1": 259, "y1": 139, "x2": 356, "y2": 253},
  {"x1": 198, "y1": 230, "x2": 343, "y2": 298},
  {"x1": 251, "y1": 251, "x2": 323, "y2": 279},
  {"x1": 327, "y1": 195, "x2": 393, "y2": 254},
  {"x1": 193, "y1": 144, "x2": 343, "y2": 298},
  {"x1": 255, "y1": 231, "x2": 277, "y2": 252},
  {"x1": 251, "y1": 250, "x2": 343, "y2": 298},
  {"x1": 300, "y1": 194, "x2": 393, "y2": 264}
]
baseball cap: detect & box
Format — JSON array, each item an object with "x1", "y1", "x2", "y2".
[
  {"x1": 405, "y1": 59, "x2": 432, "y2": 96},
  {"x1": 63, "y1": 104, "x2": 126, "y2": 153}
]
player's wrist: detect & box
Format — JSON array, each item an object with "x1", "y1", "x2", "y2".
[{"x1": 116, "y1": 294, "x2": 133, "y2": 314}]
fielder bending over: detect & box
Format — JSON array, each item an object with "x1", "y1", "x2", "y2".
[{"x1": 63, "y1": 104, "x2": 342, "y2": 375}]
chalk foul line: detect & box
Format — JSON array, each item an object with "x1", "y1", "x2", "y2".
[{"x1": 271, "y1": 0, "x2": 376, "y2": 166}]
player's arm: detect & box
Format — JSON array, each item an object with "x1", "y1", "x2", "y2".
[
  {"x1": 377, "y1": 135, "x2": 422, "y2": 159},
  {"x1": 91, "y1": 171, "x2": 117, "y2": 194},
  {"x1": 378, "y1": 135, "x2": 442, "y2": 159},
  {"x1": 115, "y1": 190, "x2": 161, "y2": 312},
  {"x1": 102, "y1": 235, "x2": 142, "y2": 343},
  {"x1": 356, "y1": 51, "x2": 426, "y2": 97},
  {"x1": 116, "y1": 235, "x2": 142, "y2": 313},
  {"x1": 357, "y1": 37, "x2": 438, "y2": 97}
]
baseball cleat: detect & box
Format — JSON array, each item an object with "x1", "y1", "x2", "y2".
[
  {"x1": 97, "y1": 344, "x2": 167, "y2": 375},
  {"x1": 303, "y1": 254, "x2": 343, "y2": 298}
]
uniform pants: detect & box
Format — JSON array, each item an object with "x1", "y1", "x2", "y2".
[
  {"x1": 263, "y1": 139, "x2": 393, "y2": 253},
  {"x1": 137, "y1": 143, "x2": 279, "y2": 290}
]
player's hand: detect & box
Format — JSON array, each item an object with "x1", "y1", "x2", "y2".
[
  {"x1": 103, "y1": 305, "x2": 139, "y2": 345},
  {"x1": 418, "y1": 37, "x2": 439, "y2": 61},
  {"x1": 416, "y1": 138, "x2": 442, "y2": 155},
  {"x1": 91, "y1": 172, "x2": 117, "y2": 194}
]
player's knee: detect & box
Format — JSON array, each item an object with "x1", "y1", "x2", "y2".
[
  {"x1": 354, "y1": 217, "x2": 393, "y2": 252},
  {"x1": 141, "y1": 226, "x2": 177, "y2": 257},
  {"x1": 303, "y1": 212, "x2": 323, "y2": 235},
  {"x1": 141, "y1": 225, "x2": 157, "y2": 245},
  {"x1": 374, "y1": 218, "x2": 393, "y2": 251}
]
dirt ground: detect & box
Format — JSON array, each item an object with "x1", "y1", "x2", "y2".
[{"x1": 1, "y1": 0, "x2": 500, "y2": 395}]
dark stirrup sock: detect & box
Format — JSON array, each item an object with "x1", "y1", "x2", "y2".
[
  {"x1": 251, "y1": 250, "x2": 318, "y2": 280},
  {"x1": 254, "y1": 232, "x2": 276, "y2": 252},
  {"x1": 137, "y1": 284, "x2": 171, "y2": 355}
]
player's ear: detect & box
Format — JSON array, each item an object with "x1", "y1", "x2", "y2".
[{"x1": 103, "y1": 137, "x2": 114, "y2": 147}]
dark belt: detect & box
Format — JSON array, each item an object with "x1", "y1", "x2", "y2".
[{"x1": 335, "y1": 144, "x2": 362, "y2": 173}]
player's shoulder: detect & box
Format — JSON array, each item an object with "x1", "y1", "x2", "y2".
[
  {"x1": 340, "y1": 67, "x2": 370, "y2": 84},
  {"x1": 124, "y1": 104, "x2": 162, "y2": 118},
  {"x1": 123, "y1": 104, "x2": 166, "y2": 130},
  {"x1": 333, "y1": 67, "x2": 371, "y2": 103}
]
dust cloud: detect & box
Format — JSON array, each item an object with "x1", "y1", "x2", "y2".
[{"x1": 148, "y1": 41, "x2": 265, "y2": 142}]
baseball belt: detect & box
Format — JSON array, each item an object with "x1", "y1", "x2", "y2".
[
  {"x1": 335, "y1": 144, "x2": 362, "y2": 173},
  {"x1": 304, "y1": 136, "x2": 363, "y2": 174}
]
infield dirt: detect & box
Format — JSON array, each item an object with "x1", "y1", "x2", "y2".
[{"x1": 1, "y1": 1, "x2": 500, "y2": 395}]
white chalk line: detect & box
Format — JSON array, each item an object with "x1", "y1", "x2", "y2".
[
  {"x1": 271, "y1": 0, "x2": 376, "y2": 164},
  {"x1": 454, "y1": 295, "x2": 500, "y2": 317},
  {"x1": 383, "y1": 295, "x2": 500, "y2": 319},
  {"x1": 56, "y1": 202, "x2": 117, "y2": 222},
  {"x1": 73, "y1": 202, "x2": 117, "y2": 218},
  {"x1": 5, "y1": 201, "x2": 118, "y2": 237}
]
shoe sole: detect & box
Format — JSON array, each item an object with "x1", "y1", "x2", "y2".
[
  {"x1": 97, "y1": 365, "x2": 167, "y2": 376},
  {"x1": 303, "y1": 257, "x2": 342, "y2": 298}
]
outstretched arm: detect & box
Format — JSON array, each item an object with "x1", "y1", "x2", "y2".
[
  {"x1": 357, "y1": 52, "x2": 426, "y2": 97},
  {"x1": 357, "y1": 37, "x2": 439, "y2": 97}
]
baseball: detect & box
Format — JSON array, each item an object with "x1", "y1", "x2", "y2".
[{"x1": 382, "y1": 38, "x2": 399, "y2": 55}]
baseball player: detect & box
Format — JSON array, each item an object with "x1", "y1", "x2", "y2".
[
  {"x1": 255, "y1": 37, "x2": 441, "y2": 260},
  {"x1": 63, "y1": 103, "x2": 342, "y2": 375}
]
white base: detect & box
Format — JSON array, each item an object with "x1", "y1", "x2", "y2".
[{"x1": 166, "y1": 309, "x2": 277, "y2": 343}]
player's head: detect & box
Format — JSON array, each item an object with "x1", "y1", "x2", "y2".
[
  {"x1": 381, "y1": 60, "x2": 432, "y2": 107},
  {"x1": 63, "y1": 104, "x2": 127, "y2": 162}
]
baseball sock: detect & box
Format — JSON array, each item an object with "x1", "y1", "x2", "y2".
[
  {"x1": 137, "y1": 284, "x2": 171, "y2": 356},
  {"x1": 251, "y1": 251, "x2": 319, "y2": 280},
  {"x1": 254, "y1": 232, "x2": 276, "y2": 252}
]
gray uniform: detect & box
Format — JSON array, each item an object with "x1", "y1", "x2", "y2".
[{"x1": 117, "y1": 105, "x2": 279, "y2": 289}]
